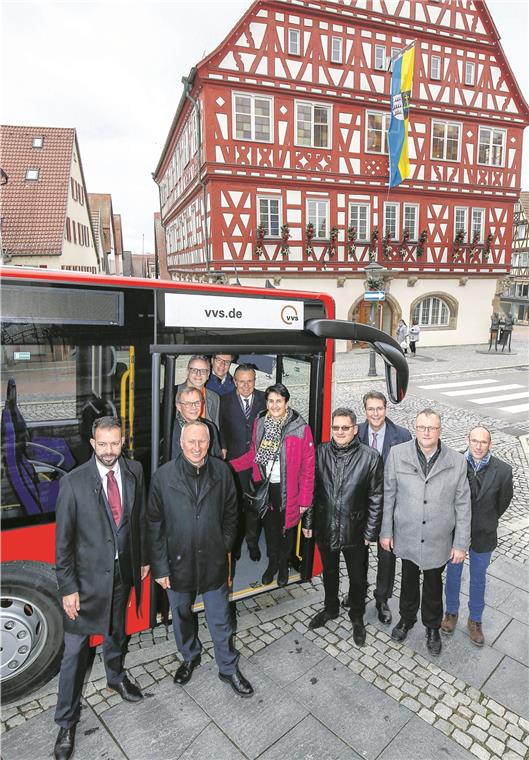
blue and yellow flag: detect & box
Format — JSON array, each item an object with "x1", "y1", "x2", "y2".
[{"x1": 388, "y1": 43, "x2": 415, "y2": 188}]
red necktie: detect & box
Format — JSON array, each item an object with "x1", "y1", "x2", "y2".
[{"x1": 107, "y1": 470, "x2": 122, "y2": 526}]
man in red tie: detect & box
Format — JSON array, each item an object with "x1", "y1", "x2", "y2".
[{"x1": 53, "y1": 416, "x2": 149, "y2": 760}]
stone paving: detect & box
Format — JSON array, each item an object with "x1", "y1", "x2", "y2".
[{"x1": 2, "y1": 338, "x2": 528, "y2": 760}]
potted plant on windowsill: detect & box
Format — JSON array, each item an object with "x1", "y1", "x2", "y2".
[
  {"x1": 305, "y1": 222, "x2": 315, "y2": 258},
  {"x1": 280, "y1": 224, "x2": 290, "y2": 258},
  {"x1": 368, "y1": 226, "x2": 379, "y2": 262},
  {"x1": 347, "y1": 226, "x2": 357, "y2": 259},
  {"x1": 416, "y1": 229, "x2": 428, "y2": 258},
  {"x1": 255, "y1": 224, "x2": 266, "y2": 258},
  {"x1": 451, "y1": 229, "x2": 465, "y2": 261},
  {"x1": 398, "y1": 229, "x2": 410, "y2": 259},
  {"x1": 382, "y1": 228, "x2": 392, "y2": 260},
  {"x1": 482, "y1": 232, "x2": 493, "y2": 263},
  {"x1": 328, "y1": 226, "x2": 339, "y2": 258}
]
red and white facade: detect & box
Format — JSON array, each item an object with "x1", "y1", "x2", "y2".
[{"x1": 154, "y1": 0, "x2": 529, "y2": 347}]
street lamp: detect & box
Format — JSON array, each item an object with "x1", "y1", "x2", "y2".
[{"x1": 362, "y1": 260, "x2": 387, "y2": 377}]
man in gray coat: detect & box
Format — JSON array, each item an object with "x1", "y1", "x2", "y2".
[{"x1": 380, "y1": 408, "x2": 471, "y2": 656}]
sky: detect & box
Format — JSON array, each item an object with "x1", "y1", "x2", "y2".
[{"x1": 1, "y1": 0, "x2": 529, "y2": 254}]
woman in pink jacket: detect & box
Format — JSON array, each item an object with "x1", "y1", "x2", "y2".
[{"x1": 231, "y1": 383, "x2": 315, "y2": 587}]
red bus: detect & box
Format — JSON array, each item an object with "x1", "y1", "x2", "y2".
[{"x1": 0, "y1": 267, "x2": 408, "y2": 702}]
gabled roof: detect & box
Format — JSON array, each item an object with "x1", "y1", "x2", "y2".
[
  {"x1": 519, "y1": 192, "x2": 529, "y2": 223},
  {"x1": 87, "y1": 193, "x2": 115, "y2": 254},
  {"x1": 113, "y1": 213, "x2": 123, "y2": 255},
  {"x1": 0, "y1": 124, "x2": 75, "y2": 256}
]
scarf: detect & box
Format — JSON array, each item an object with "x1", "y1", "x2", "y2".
[
  {"x1": 255, "y1": 409, "x2": 291, "y2": 467},
  {"x1": 465, "y1": 449, "x2": 491, "y2": 473}
]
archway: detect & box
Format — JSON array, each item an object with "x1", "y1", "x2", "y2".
[{"x1": 347, "y1": 293, "x2": 401, "y2": 350}]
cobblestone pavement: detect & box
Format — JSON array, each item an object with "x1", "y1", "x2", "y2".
[{"x1": 2, "y1": 339, "x2": 528, "y2": 760}]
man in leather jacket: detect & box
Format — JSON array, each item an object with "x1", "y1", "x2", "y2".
[{"x1": 304, "y1": 407, "x2": 384, "y2": 645}]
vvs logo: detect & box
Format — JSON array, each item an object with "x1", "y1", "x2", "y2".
[{"x1": 281, "y1": 305, "x2": 299, "y2": 325}]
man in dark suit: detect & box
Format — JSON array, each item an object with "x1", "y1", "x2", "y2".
[
  {"x1": 354, "y1": 391, "x2": 412, "y2": 624},
  {"x1": 171, "y1": 387, "x2": 222, "y2": 459},
  {"x1": 53, "y1": 416, "x2": 149, "y2": 760},
  {"x1": 219, "y1": 364, "x2": 267, "y2": 561}
]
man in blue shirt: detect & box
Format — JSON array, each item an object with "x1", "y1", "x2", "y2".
[{"x1": 206, "y1": 353, "x2": 236, "y2": 396}]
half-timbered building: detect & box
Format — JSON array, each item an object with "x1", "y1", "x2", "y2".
[{"x1": 154, "y1": 0, "x2": 529, "y2": 347}]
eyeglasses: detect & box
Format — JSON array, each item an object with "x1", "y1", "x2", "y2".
[
  {"x1": 180, "y1": 401, "x2": 201, "y2": 408},
  {"x1": 189, "y1": 368, "x2": 209, "y2": 375},
  {"x1": 214, "y1": 358, "x2": 232, "y2": 366},
  {"x1": 415, "y1": 425, "x2": 440, "y2": 433},
  {"x1": 366, "y1": 407, "x2": 385, "y2": 413},
  {"x1": 331, "y1": 425, "x2": 354, "y2": 432}
]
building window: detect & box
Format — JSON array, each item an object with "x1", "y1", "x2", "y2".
[
  {"x1": 65, "y1": 217, "x2": 71, "y2": 242},
  {"x1": 331, "y1": 36, "x2": 343, "y2": 64},
  {"x1": 413, "y1": 297, "x2": 450, "y2": 326},
  {"x1": 349, "y1": 203, "x2": 370, "y2": 242},
  {"x1": 366, "y1": 111, "x2": 390, "y2": 154},
  {"x1": 478, "y1": 127, "x2": 505, "y2": 167},
  {"x1": 388, "y1": 46, "x2": 400, "y2": 72},
  {"x1": 296, "y1": 101, "x2": 331, "y2": 148},
  {"x1": 384, "y1": 202, "x2": 399, "y2": 240},
  {"x1": 307, "y1": 199, "x2": 329, "y2": 239},
  {"x1": 288, "y1": 28, "x2": 301, "y2": 56},
  {"x1": 464, "y1": 61, "x2": 475, "y2": 86},
  {"x1": 32, "y1": 136, "x2": 44, "y2": 148},
  {"x1": 403, "y1": 204, "x2": 419, "y2": 241},
  {"x1": 471, "y1": 208, "x2": 485, "y2": 243},
  {"x1": 454, "y1": 207, "x2": 468, "y2": 241},
  {"x1": 233, "y1": 93, "x2": 272, "y2": 142},
  {"x1": 430, "y1": 55, "x2": 441, "y2": 80},
  {"x1": 258, "y1": 196, "x2": 281, "y2": 237},
  {"x1": 374, "y1": 45, "x2": 386, "y2": 71},
  {"x1": 431, "y1": 120, "x2": 461, "y2": 161},
  {"x1": 25, "y1": 168, "x2": 39, "y2": 181}
]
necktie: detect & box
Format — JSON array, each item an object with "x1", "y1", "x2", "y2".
[
  {"x1": 371, "y1": 433, "x2": 378, "y2": 450},
  {"x1": 243, "y1": 397, "x2": 251, "y2": 419},
  {"x1": 200, "y1": 387, "x2": 206, "y2": 418},
  {"x1": 107, "y1": 470, "x2": 122, "y2": 526}
]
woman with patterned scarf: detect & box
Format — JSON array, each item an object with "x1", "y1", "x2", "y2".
[{"x1": 230, "y1": 383, "x2": 315, "y2": 587}]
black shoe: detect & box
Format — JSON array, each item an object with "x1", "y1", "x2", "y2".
[
  {"x1": 174, "y1": 655, "x2": 201, "y2": 685},
  {"x1": 309, "y1": 609, "x2": 338, "y2": 630},
  {"x1": 391, "y1": 618, "x2": 415, "y2": 643},
  {"x1": 426, "y1": 627, "x2": 442, "y2": 656},
  {"x1": 376, "y1": 601, "x2": 392, "y2": 625},
  {"x1": 262, "y1": 559, "x2": 278, "y2": 585},
  {"x1": 351, "y1": 618, "x2": 366, "y2": 647},
  {"x1": 341, "y1": 593, "x2": 350, "y2": 609},
  {"x1": 219, "y1": 668, "x2": 254, "y2": 698},
  {"x1": 248, "y1": 545, "x2": 261, "y2": 562},
  {"x1": 54, "y1": 726, "x2": 76, "y2": 760},
  {"x1": 277, "y1": 560, "x2": 289, "y2": 587},
  {"x1": 107, "y1": 675, "x2": 143, "y2": 702}
]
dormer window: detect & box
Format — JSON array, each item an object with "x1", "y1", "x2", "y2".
[
  {"x1": 25, "y1": 168, "x2": 40, "y2": 181},
  {"x1": 32, "y1": 136, "x2": 44, "y2": 148}
]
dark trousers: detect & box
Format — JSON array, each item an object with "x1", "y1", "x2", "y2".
[
  {"x1": 320, "y1": 543, "x2": 368, "y2": 619},
  {"x1": 54, "y1": 564, "x2": 129, "y2": 728},
  {"x1": 399, "y1": 559, "x2": 445, "y2": 629},
  {"x1": 233, "y1": 469, "x2": 261, "y2": 555},
  {"x1": 374, "y1": 543, "x2": 396, "y2": 603},
  {"x1": 262, "y1": 483, "x2": 295, "y2": 565},
  {"x1": 409, "y1": 341, "x2": 417, "y2": 355},
  {"x1": 167, "y1": 583, "x2": 238, "y2": 676}
]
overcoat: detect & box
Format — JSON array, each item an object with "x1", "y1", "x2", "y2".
[
  {"x1": 55, "y1": 456, "x2": 147, "y2": 635},
  {"x1": 467, "y1": 455, "x2": 513, "y2": 552},
  {"x1": 176, "y1": 382, "x2": 220, "y2": 428},
  {"x1": 381, "y1": 440, "x2": 471, "y2": 570},
  {"x1": 147, "y1": 455, "x2": 237, "y2": 594}
]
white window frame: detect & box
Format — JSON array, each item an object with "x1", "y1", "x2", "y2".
[
  {"x1": 431, "y1": 119, "x2": 461, "y2": 162},
  {"x1": 477, "y1": 126, "x2": 506, "y2": 168},
  {"x1": 32, "y1": 136, "x2": 44, "y2": 148},
  {"x1": 374, "y1": 45, "x2": 386, "y2": 71},
  {"x1": 402, "y1": 203, "x2": 419, "y2": 241},
  {"x1": 413, "y1": 297, "x2": 450, "y2": 327},
  {"x1": 295, "y1": 101, "x2": 332, "y2": 149},
  {"x1": 258, "y1": 196, "x2": 282, "y2": 238},
  {"x1": 288, "y1": 28, "x2": 301, "y2": 56},
  {"x1": 365, "y1": 111, "x2": 390, "y2": 155},
  {"x1": 471, "y1": 208, "x2": 485, "y2": 243},
  {"x1": 331, "y1": 36, "x2": 343, "y2": 64},
  {"x1": 25, "y1": 168, "x2": 39, "y2": 181},
  {"x1": 384, "y1": 202, "x2": 400, "y2": 241},
  {"x1": 349, "y1": 202, "x2": 371, "y2": 242},
  {"x1": 389, "y1": 46, "x2": 401, "y2": 72},
  {"x1": 307, "y1": 199, "x2": 329, "y2": 240},
  {"x1": 464, "y1": 61, "x2": 475, "y2": 86},
  {"x1": 233, "y1": 92, "x2": 273, "y2": 143},
  {"x1": 430, "y1": 55, "x2": 441, "y2": 80},
  {"x1": 454, "y1": 207, "x2": 469, "y2": 242}
]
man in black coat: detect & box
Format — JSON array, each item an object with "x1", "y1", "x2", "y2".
[
  {"x1": 171, "y1": 386, "x2": 222, "y2": 459},
  {"x1": 305, "y1": 407, "x2": 384, "y2": 646},
  {"x1": 442, "y1": 426, "x2": 513, "y2": 646},
  {"x1": 219, "y1": 364, "x2": 267, "y2": 560},
  {"x1": 53, "y1": 416, "x2": 149, "y2": 760},
  {"x1": 148, "y1": 420, "x2": 254, "y2": 697},
  {"x1": 354, "y1": 390, "x2": 412, "y2": 624}
]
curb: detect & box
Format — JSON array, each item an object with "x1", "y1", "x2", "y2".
[{"x1": 335, "y1": 361, "x2": 528, "y2": 385}]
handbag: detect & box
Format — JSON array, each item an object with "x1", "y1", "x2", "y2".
[{"x1": 245, "y1": 429, "x2": 285, "y2": 518}]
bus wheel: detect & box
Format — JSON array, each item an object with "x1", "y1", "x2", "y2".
[{"x1": 1, "y1": 561, "x2": 63, "y2": 704}]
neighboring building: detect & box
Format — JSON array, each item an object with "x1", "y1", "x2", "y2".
[
  {"x1": 87, "y1": 193, "x2": 122, "y2": 274},
  {"x1": 153, "y1": 0, "x2": 529, "y2": 348},
  {"x1": 0, "y1": 125, "x2": 101, "y2": 273},
  {"x1": 113, "y1": 213, "x2": 124, "y2": 274},
  {"x1": 501, "y1": 192, "x2": 529, "y2": 323},
  {"x1": 154, "y1": 211, "x2": 169, "y2": 279}
]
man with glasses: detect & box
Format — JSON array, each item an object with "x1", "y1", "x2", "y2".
[
  {"x1": 171, "y1": 387, "x2": 222, "y2": 459},
  {"x1": 206, "y1": 353, "x2": 236, "y2": 396},
  {"x1": 305, "y1": 407, "x2": 383, "y2": 646},
  {"x1": 354, "y1": 391, "x2": 412, "y2": 625},
  {"x1": 177, "y1": 355, "x2": 220, "y2": 427},
  {"x1": 380, "y1": 408, "x2": 471, "y2": 656}
]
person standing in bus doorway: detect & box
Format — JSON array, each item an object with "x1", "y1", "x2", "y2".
[
  {"x1": 176, "y1": 355, "x2": 220, "y2": 427},
  {"x1": 206, "y1": 353, "x2": 236, "y2": 396},
  {"x1": 408, "y1": 319, "x2": 420, "y2": 356},
  {"x1": 148, "y1": 421, "x2": 254, "y2": 697},
  {"x1": 220, "y1": 364, "x2": 267, "y2": 561},
  {"x1": 230, "y1": 383, "x2": 315, "y2": 587},
  {"x1": 172, "y1": 387, "x2": 222, "y2": 459},
  {"x1": 53, "y1": 416, "x2": 149, "y2": 760},
  {"x1": 305, "y1": 407, "x2": 383, "y2": 646}
]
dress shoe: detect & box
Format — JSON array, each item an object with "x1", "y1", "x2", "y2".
[
  {"x1": 467, "y1": 618, "x2": 485, "y2": 647},
  {"x1": 107, "y1": 675, "x2": 143, "y2": 702},
  {"x1": 426, "y1": 627, "x2": 442, "y2": 655},
  {"x1": 219, "y1": 667, "x2": 254, "y2": 697},
  {"x1": 277, "y1": 560, "x2": 289, "y2": 587},
  {"x1": 391, "y1": 618, "x2": 415, "y2": 643},
  {"x1": 441, "y1": 612, "x2": 458, "y2": 634},
  {"x1": 261, "y1": 559, "x2": 278, "y2": 585},
  {"x1": 309, "y1": 609, "x2": 338, "y2": 630},
  {"x1": 173, "y1": 655, "x2": 201, "y2": 685},
  {"x1": 54, "y1": 726, "x2": 76, "y2": 760},
  {"x1": 248, "y1": 544, "x2": 261, "y2": 562},
  {"x1": 376, "y1": 601, "x2": 392, "y2": 625},
  {"x1": 351, "y1": 617, "x2": 366, "y2": 647}
]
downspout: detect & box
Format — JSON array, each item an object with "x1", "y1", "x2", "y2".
[{"x1": 182, "y1": 76, "x2": 210, "y2": 273}]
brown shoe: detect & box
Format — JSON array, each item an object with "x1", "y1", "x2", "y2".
[
  {"x1": 467, "y1": 618, "x2": 485, "y2": 647},
  {"x1": 441, "y1": 613, "x2": 458, "y2": 634}
]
